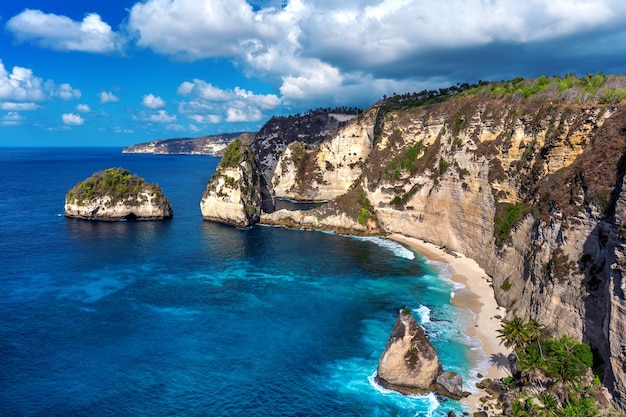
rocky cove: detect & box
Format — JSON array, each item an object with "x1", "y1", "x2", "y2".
[{"x1": 130, "y1": 75, "x2": 626, "y2": 414}]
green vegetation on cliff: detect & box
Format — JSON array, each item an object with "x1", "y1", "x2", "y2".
[
  {"x1": 66, "y1": 167, "x2": 169, "y2": 207},
  {"x1": 497, "y1": 317, "x2": 615, "y2": 417}
]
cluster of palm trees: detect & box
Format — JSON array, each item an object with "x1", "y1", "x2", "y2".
[{"x1": 496, "y1": 317, "x2": 602, "y2": 417}]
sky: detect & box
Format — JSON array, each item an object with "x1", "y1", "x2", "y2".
[{"x1": 2, "y1": 1, "x2": 626, "y2": 147}]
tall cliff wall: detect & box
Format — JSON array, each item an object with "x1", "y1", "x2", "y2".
[{"x1": 259, "y1": 88, "x2": 626, "y2": 408}]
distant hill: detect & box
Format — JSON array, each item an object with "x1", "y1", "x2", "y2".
[{"x1": 122, "y1": 132, "x2": 256, "y2": 156}]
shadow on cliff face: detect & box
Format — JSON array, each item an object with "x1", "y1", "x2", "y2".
[{"x1": 579, "y1": 163, "x2": 626, "y2": 409}]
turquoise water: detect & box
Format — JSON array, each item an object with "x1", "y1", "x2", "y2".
[{"x1": 0, "y1": 148, "x2": 480, "y2": 416}]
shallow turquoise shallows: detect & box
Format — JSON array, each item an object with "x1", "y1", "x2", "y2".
[{"x1": 0, "y1": 148, "x2": 482, "y2": 416}]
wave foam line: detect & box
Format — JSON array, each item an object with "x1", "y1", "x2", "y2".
[{"x1": 354, "y1": 236, "x2": 415, "y2": 260}]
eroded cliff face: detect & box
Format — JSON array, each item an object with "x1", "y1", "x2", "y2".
[
  {"x1": 64, "y1": 167, "x2": 173, "y2": 221},
  {"x1": 251, "y1": 111, "x2": 358, "y2": 181},
  {"x1": 200, "y1": 139, "x2": 267, "y2": 227},
  {"x1": 258, "y1": 94, "x2": 626, "y2": 408},
  {"x1": 65, "y1": 193, "x2": 173, "y2": 220},
  {"x1": 271, "y1": 109, "x2": 375, "y2": 201}
]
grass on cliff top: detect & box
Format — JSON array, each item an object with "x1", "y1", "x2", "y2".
[
  {"x1": 66, "y1": 167, "x2": 168, "y2": 207},
  {"x1": 469, "y1": 73, "x2": 626, "y2": 105}
]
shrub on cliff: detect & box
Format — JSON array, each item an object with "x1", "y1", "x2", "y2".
[{"x1": 66, "y1": 167, "x2": 169, "y2": 208}]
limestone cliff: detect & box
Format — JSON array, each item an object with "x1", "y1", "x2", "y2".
[
  {"x1": 122, "y1": 132, "x2": 255, "y2": 156},
  {"x1": 65, "y1": 167, "x2": 172, "y2": 220},
  {"x1": 256, "y1": 75, "x2": 626, "y2": 409},
  {"x1": 271, "y1": 108, "x2": 376, "y2": 201},
  {"x1": 250, "y1": 109, "x2": 359, "y2": 181},
  {"x1": 209, "y1": 75, "x2": 626, "y2": 409},
  {"x1": 200, "y1": 138, "x2": 270, "y2": 227}
]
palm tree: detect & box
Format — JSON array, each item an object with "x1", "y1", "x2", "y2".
[
  {"x1": 526, "y1": 318, "x2": 546, "y2": 357},
  {"x1": 497, "y1": 316, "x2": 531, "y2": 359}
]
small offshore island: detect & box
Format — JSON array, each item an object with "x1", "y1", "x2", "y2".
[{"x1": 64, "y1": 167, "x2": 173, "y2": 221}]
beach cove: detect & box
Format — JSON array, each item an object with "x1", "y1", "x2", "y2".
[{"x1": 390, "y1": 234, "x2": 512, "y2": 412}]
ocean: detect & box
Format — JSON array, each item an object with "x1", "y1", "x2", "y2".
[{"x1": 0, "y1": 147, "x2": 481, "y2": 416}]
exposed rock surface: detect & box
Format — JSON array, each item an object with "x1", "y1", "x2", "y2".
[
  {"x1": 271, "y1": 109, "x2": 375, "y2": 201},
  {"x1": 200, "y1": 138, "x2": 270, "y2": 226},
  {"x1": 64, "y1": 167, "x2": 172, "y2": 220},
  {"x1": 122, "y1": 132, "x2": 255, "y2": 156},
  {"x1": 251, "y1": 111, "x2": 358, "y2": 181},
  {"x1": 375, "y1": 309, "x2": 443, "y2": 394},
  {"x1": 213, "y1": 76, "x2": 626, "y2": 410}
]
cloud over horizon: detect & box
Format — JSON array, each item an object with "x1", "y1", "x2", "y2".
[{"x1": 3, "y1": 0, "x2": 626, "y2": 145}]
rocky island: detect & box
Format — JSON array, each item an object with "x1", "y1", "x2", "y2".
[{"x1": 65, "y1": 167, "x2": 173, "y2": 220}]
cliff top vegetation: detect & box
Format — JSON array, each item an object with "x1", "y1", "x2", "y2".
[{"x1": 66, "y1": 167, "x2": 169, "y2": 208}]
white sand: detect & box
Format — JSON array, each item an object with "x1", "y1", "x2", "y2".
[{"x1": 389, "y1": 234, "x2": 511, "y2": 411}]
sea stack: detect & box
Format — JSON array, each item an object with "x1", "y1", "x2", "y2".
[
  {"x1": 375, "y1": 308, "x2": 443, "y2": 394},
  {"x1": 200, "y1": 138, "x2": 268, "y2": 227},
  {"x1": 64, "y1": 167, "x2": 173, "y2": 220}
]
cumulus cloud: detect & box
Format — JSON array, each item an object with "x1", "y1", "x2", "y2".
[
  {"x1": 6, "y1": 10, "x2": 123, "y2": 53},
  {"x1": 0, "y1": 60, "x2": 81, "y2": 109},
  {"x1": 142, "y1": 93, "x2": 166, "y2": 109},
  {"x1": 177, "y1": 78, "x2": 280, "y2": 123},
  {"x1": 127, "y1": 0, "x2": 259, "y2": 60},
  {"x1": 1, "y1": 112, "x2": 26, "y2": 126},
  {"x1": 76, "y1": 104, "x2": 91, "y2": 113},
  {"x1": 149, "y1": 110, "x2": 177, "y2": 123},
  {"x1": 62, "y1": 113, "x2": 84, "y2": 126},
  {"x1": 135, "y1": 110, "x2": 177, "y2": 123},
  {"x1": 99, "y1": 91, "x2": 119, "y2": 104},
  {"x1": 124, "y1": 0, "x2": 626, "y2": 108}
]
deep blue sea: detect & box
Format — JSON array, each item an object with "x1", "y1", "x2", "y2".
[{"x1": 0, "y1": 148, "x2": 482, "y2": 416}]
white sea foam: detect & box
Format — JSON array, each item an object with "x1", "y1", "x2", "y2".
[
  {"x1": 354, "y1": 236, "x2": 415, "y2": 260},
  {"x1": 413, "y1": 304, "x2": 431, "y2": 324}
]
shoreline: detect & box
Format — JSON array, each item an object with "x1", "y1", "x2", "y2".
[{"x1": 388, "y1": 234, "x2": 511, "y2": 412}]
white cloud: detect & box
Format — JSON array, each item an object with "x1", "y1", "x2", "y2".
[
  {"x1": 226, "y1": 107, "x2": 263, "y2": 122},
  {"x1": 135, "y1": 109, "x2": 177, "y2": 123},
  {"x1": 62, "y1": 113, "x2": 84, "y2": 126},
  {"x1": 1, "y1": 112, "x2": 26, "y2": 126},
  {"x1": 123, "y1": 0, "x2": 626, "y2": 109},
  {"x1": 50, "y1": 83, "x2": 81, "y2": 100},
  {"x1": 128, "y1": 0, "x2": 259, "y2": 60},
  {"x1": 177, "y1": 78, "x2": 280, "y2": 124},
  {"x1": 99, "y1": 91, "x2": 119, "y2": 104},
  {"x1": 76, "y1": 104, "x2": 91, "y2": 113},
  {"x1": 0, "y1": 60, "x2": 81, "y2": 108},
  {"x1": 6, "y1": 10, "x2": 123, "y2": 53},
  {"x1": 0, "y1": 102, "x2": 41, "y2": 111},
  {"x1": 142, "y1": 93, "x2": 166, "y2": 109}
]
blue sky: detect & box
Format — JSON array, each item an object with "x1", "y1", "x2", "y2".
[{"x1": 2, "y1": 0, "x2": 626, "y2": 147}]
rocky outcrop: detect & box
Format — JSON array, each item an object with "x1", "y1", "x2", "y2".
[
  {"x1": 200, "y1": 138, "x2": 270, "y2": 227},
  {"x1": 122, "y1": 132, "x2": 255, "y2": 156},
  {"x1": 64, "y1": 167, "x2": 172, "y2": 220},
  {"x1": 271, "y1": 109, "x2": 376, "y2": 201},
  {"x1": 251, "y1": 110, "x2": 358, "y2": 181},
  {"x1": 375, "y1": 308, "x2": 462, "y2": 397}
]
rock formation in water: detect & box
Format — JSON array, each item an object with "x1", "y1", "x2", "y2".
[
  {"x1": 207, "y1": 74, "x2": 626, "y2": 410},
  {"x1": 200, "y1": 138, "x2": 271, "y2": 226},
  {"x1": 122, "y1": 132, "x2": 255, "y2": 156},
  {"x1": 65, "y1": 167, "x2": 173, "y2": 220},
  {"x1": 376, "y1": 308, "x2": 443, "y2": 394},
  {"x1": 375, "y1": 308, "x2": 464, "y2": 399}
]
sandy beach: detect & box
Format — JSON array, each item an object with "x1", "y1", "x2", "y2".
[{"x1": 389, "y1": 234, "x2": 511, "y2": 412}]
